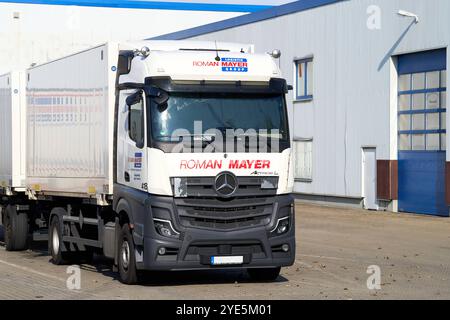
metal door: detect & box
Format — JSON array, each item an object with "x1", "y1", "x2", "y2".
[
  {"x1": 362, "y1": 148, "x2": 378, "y2": 210},
  {"x1": 397, "y1": 49, "x2": 448, "y2": 216}
]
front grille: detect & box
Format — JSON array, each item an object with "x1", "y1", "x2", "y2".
[
  {"x1": 175, "y1": 196, "x2": 275, "y2": 231},
  {"x1": 171, "y1": 176, "x2": 278, "y2": 198}
]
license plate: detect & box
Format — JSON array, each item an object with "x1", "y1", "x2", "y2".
[{"x1": 210, "y1": 256, "x2": 244, "y2": 265}]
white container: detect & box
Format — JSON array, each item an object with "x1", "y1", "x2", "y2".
[
  {"x1": 26, "y1": 44, "x2": 117, "y2": 198},
  {"x1": 0, "y1": 72, "x2": 26, "y2": 192}
]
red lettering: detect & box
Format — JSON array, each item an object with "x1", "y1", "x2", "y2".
[
  {"x1": 180, "y1": 159, "x2": 223, "y2": 170},
  {"x1": 227, "y1": 159, "x2": 270, "y2": 170},
  {"x1": 193, "y1": 61, "x2": 220, "y2": 67},
  {"x1": 229, "y1": 160, "x2": 239, "y2": 169}
]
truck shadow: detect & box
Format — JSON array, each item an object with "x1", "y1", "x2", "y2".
[
  {"x1": 87, "y1": 256, "x2": 289, "y2": 286},
  {"x1": 0, "y1": 231, "x2": 288, "y2": 286}
]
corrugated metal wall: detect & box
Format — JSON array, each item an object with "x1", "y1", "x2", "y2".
[{"x1": 185, "y1": 0, "x2": 450, "y2": 200}]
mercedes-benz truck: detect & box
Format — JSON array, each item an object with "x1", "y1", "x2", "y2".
[{"x1": 0, "y1": 41, "x2": 295, "y2": 284}]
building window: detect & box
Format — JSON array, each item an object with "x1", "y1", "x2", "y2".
[
  {"x1": 294, "y1": 139, "x2": 313, "y2": 181},
  {"x1": 295, "y1": 58, "x2": 313, "y2": 100},
  {"x1": 398, "y1": 70, "x2": 446, "y2": 151}
]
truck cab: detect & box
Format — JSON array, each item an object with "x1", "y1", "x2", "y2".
[{"x1": 113, "y1": 42, "x2": 295, "y2": 283}]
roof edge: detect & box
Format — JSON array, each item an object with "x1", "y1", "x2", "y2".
[
  {"x1": 150, "y1": 0, "x2": 345, "y2": 40},
  {"x1": 0, "y1": 0, "x2": 272, "y2": 13}
]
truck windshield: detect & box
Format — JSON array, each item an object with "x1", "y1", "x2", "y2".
[{"x1": 150, "y1": 92, "x2": 289, "y2": 144}]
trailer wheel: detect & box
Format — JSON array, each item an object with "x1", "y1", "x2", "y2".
[
  {"x1": 4, "y1": 205, "x2": 29, "y2": 251},
  {"x1": 247, "y1": 267, "x2": 281, "y2": 282},
  {"x1": 49, "y1": 215, "x2": 70, "y2": 265},
  {"x1": 118, "y1": 224, "x2": 139, "y2": 285}
]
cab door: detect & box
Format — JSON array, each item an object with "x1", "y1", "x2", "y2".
[{"x1": 116, "y1": 89, "x2": 148, "y2": 192}]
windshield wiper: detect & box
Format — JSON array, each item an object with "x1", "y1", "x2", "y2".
[{"x1": 177, "y1": 134, "x2": 217, "y2": 150}]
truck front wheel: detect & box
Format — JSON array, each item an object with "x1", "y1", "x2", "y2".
[
  {"x1": 4, "y1": 205, "x2": 28, "y2": 251},
  {"x1": 118, "y1": 224, "x2": 139, "y2": 285},
  {"x1": 247, "y1": 267, "x2": 281, "y2": 282}
]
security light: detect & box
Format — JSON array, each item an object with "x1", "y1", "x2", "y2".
[{"x1": 398, "y1": 10, "x2": 419, "y2": 23}]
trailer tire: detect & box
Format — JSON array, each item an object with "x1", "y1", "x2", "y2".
[
  {"x1": 118, "y1": 224, "x2": 139, "y2": 285},
  {"x1": 247, "y1": 267, "x2": 281, "y2": 282},
  {"x1": 4, "y1": 205, "x2": 29, "y2": 251},
  {"x1": 49, "y1": 215, "x2": 71, "y2": 265}
]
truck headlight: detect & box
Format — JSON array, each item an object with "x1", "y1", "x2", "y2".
[
  {"x1": 154, "y1": 218, "x2": 180, "y2": 239},
  {"x1": 260, "y1": 177, "x2": 278, "y2": 189},
  {"x1": 270, "y1": 216, "x2": 290, "y2": 236}
]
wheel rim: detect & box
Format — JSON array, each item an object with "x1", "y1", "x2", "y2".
[
  {"x1": 121, "y1": 240, "x2": 130, "y2": 271},
  {"x1": 52, "y1": 226, "x2": 60, "y2": 255}
]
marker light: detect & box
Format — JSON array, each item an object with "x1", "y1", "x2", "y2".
[{"x1": 270, "y1": 49, "x2": 282, "y2": 59}]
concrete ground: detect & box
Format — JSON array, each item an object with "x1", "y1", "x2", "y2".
[{"x1": 0, "y1": 202, "x2": 449, "y2": 300}]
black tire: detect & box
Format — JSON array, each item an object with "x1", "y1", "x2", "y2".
[
  {"x1": 4, "y1": 205, "x2": 28, "y2": 251},
  {"x1": 118, "y1": 224, "x2": 139, "y2": 285},
  {"x1": 49, "y1": 215, "x2": 71, "y2": 265},
  {"x1": 247, "y1": 267, "x2": 281, "y2": 281}
]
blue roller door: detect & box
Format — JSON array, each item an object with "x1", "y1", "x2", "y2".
[{"x1": 397, "y1": 49, "x2": 448, "y2": 216}]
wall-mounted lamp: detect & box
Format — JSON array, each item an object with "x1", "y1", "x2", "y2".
[{"x1": 397, "y1": 10, "x2": 419, "y2": 24}]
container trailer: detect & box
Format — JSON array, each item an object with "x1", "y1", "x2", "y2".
[{"x1": 0, "y1": 41, "x2": 295, "y2": 284}]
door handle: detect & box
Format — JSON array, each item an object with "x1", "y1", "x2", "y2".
[{"x1": 124, "y1": 171, "x2": 130, "y2": 182}]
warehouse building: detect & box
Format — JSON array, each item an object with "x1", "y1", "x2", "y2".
[{"x1": 154, "y1": 0, "x2": 450, "y2": 216}]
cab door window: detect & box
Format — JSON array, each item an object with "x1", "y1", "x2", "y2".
[{"x1": 128, "y1": 93, "x2": 145, "y2": 148}]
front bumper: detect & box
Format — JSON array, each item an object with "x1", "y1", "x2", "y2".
[{"x1": 135, "y1": 194, "x2": 295, "y2": 271}]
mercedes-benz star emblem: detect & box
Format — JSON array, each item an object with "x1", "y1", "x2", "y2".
[{"x1": 214, "y1": 172, "x2": 238, "y2": 197}]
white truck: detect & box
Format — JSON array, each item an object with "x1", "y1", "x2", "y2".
[{"x1": 0, "y1": 41, "x2": 295, "y2": 284}]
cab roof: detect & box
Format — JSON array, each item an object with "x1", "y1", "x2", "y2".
[{"x1": 119, "y1": 44, "x2": 281, "y2": 84}]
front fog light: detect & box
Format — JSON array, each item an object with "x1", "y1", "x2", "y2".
[
  {"x1": 154, "y1": 218, "x2": 180, "y2": 239},
  {"x1": 271, "y1": 217, "x2": 290, "y2": 235}
]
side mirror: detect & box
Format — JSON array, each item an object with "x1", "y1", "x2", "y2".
[
  {"x1": 287, "y1": 85, "x2": 294, "y2": 91},
  {"x1": 126, "y1": 90, "x2": 143, "y2": 107},
  {"x1": 147, "y1": 86, "x2": 169, "y2": 105}
]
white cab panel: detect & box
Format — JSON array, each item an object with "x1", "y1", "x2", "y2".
[{"x1": 147, "y1": 148, "x2": 293, "y2": 197}]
